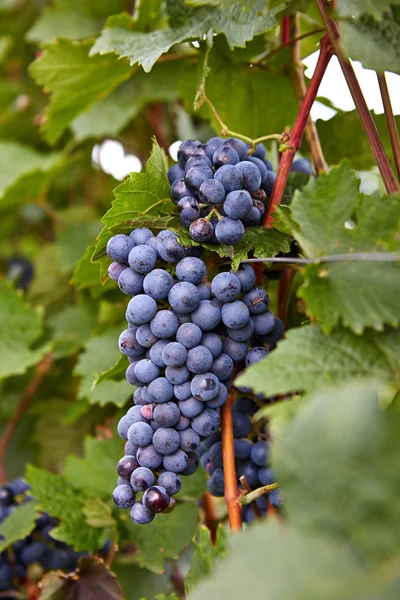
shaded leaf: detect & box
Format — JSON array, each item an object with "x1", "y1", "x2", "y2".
[
  {"x1": 83, "y1": 496, "x2": 116, "y2": 528},
  {"x1": 185, "y1": 525, "x2": 228, "y2": 595},
  {"x1": 49, "y1": 303, "x2": 97, "y2": 359},
  {"x1": 0, "y1": 501, "x2": 38, "y2": 552}
]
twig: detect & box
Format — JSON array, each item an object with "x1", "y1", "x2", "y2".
[
  {"x1": 290, "y1": 14, "x2": 327, "y2": 174},
  {"x1": 253, "y1": 28, "x2": 325, "y2": 65},
  {"x1": 170, "y1": 563, "x2": 185, "y2": 599},
  {"x1": 315, "y1": 0, "x2": 399, "y2": 194},
  {"x1": 377, "y1": 72, "x2": 400, "y2": 182},
  {"x1": 0, "y1": 354, "x2": 52, "y2": 483},
  {"x1": 263, "y1": 35, "x2": 333, "y2": 227},
  {"x1": 281, "y1": 15, "x2": 291, "y2": 45},
  {"x1": 277, "y1": 269, "x2": 296, "y2": 327},
  {"x1": 105, "y1": 542, "x2": 116, "y2": 569},
  {"x1": 239, "y1": 475, "x2": 262, "y2": 519},
  {"x1": 202, "y1": 491, "x2": 218, "y2": 543},
  {"x1": 237, "y1": 252, "x2": 400, "y2": 265},
  {"x1": 239, "y1": 483, "x2": 280, "y2": 506},
  {"x1": 221, "y1": 385, "x2": 242, "y2": 532}
]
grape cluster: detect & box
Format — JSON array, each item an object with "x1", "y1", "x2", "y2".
[
  {"x1": 0, "y1": 479, "x2": 83, "y2": 593},
  {"x1": 107, "y1": 227, "x2": 283, "y2": 524},
  {"x1": 168, "y1": 137, "x2": 277, "y2": 246}
]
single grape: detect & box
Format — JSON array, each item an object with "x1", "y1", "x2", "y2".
[
  {"x1": 130, "y1": 467, "x2": 154, "y2": 492},
  {"x1": 251, "y1": 310, "x2": 275, "y2": 336},
  {"x1": 117, "y1": 415, "x2": 131, "y2": 440},
  {"x1": 185, "y1": 165, "x2": 214, "y2": 191},
  {"x1": 185, "y1": 155, "x2": 212, "y2": 172},
  {"x1": 253, "y1": 143, "x2": 266, "y2": 159},
  {"x1": 108, "y1": 262, "x2": 128, "y2": 281},
  {"x1": 223, "y1": 189, "x2": 253, "y2": 220},
  {"x1": 163, "y1": 449, "x2": 189, "y2": 473},
  {"x1": 205, "y1": 382, "x2": 228, "y2": 408},
  {"x1": 130, "y1": 501, "x2": 155, "y2": 524},
  {"x1": 221, "y1": 300, "x2": 250, "y2": 329},
  {"x1": 189, "y1": 218, "x2": 214, "y2": 242},
  {"x1": 161, "y1": 342, "x2": 187, "y2": 368},
  {"x1": 127, "y1": 422, "x2": 153, "y2": 447},
  {"x1": 177, "y1": 139, "x2": 201, "y2": 164},
  {"x1": 258, "y1": 467, "x2": 275, "y2": 486},
  {"x1": 179, "y1": 428, "x2": 201, "y2": 452},
  {"x1": 246, "y1": 156, "x2": 268, "y2": 181},
  {"x1": 119, "y1": 329, "x2": 146, "y2": 358},
  {"x1": 158, "y1": 471, "x2": 182, "y2": 495},
  {"x1": 191, "y1": 300, "x2": 221, "y2": 331},
  {"x1": 213, "y1": 145, "x2": 240, "y2": 167},
  {"x1": 165, "y1": 364, "x2": 190, "y2": 385},
  {"x1": 191, "y1": 408, "x2": 220, "y2": 437},
  {"x1": 224, "y1": 137, "x2": 248, "y2": 161},
  {"x1": 136, "y1": 324, "x2": 159, "y2": 348},
  {"x1": 215, "y1": 217, "x2": 245, "y2": 245},
  {"x1": 186, "y1": 345, "x2": 214, "y2": 373},
  {"x1": 146, "y1": 236, "x2": 160, "y2": 256},
  {"x1": 200, "y1": 332, "x2": 223, "y2": 358},
  {"x1": 147, "y1": 377, "x2": 174, "y2": 403},
  {"x1": 117, "y1": 455, "x2": 139, "y2": 478},
  {"x1": 143, "y1": 269, "x2": 174, "y2": 300},
  {"x1": 232, "y1": 412, "x2": 252, "y2": 437},
  {"x1": 136, "y1": 445, "x2": 163, "y2": 469},
  {"x1": 20, "y1": 542, "x2": 47, "y2": 565},
  {"x1": 198, "y1": 179, "x2": 225, "y2": 206},
  {"x1": 149, "y1": 339, "x2": 170, "y2": 367},
  {"x1": 233, "y1": 264, "x2": 256, "y2": 292},
  {"x1": 190, "y1": 372, "x2": 220, "y2": 401},
  {"x1": 169, "y1": 179, "x2": 196, "y2": 204},
  {"x1": 154, "y1": 402, "x2": 180, "y2": 427},
  {"x1": 290, "y1": 158, "x2": 311, "y2": 174},
  {"x1": 140, "y1": 404, "x2": 153, "y2": 420},
  {"x1": 153, "y1": 427, "x2": 180, "y2": 455},
  {"x1": 235, "y1": 161, "x2": 262, "y2": 192},
  {"x1": 233, "y1": 396, "x2": 258, "y2": 414},
  {"x1": 178, "y1": 196, "x2": 201, "y2": 226},
  {"x1": 261, "y1": 170, "x2": 276, "y2": 196},
  {"x1": 243, "y1": 206, "x2": 261, "y2": 226},
  {"x1": 245, "y1": 347, "x2": 268, "y2": 366},
  {"x1": 150, "y1": 310, "x2": 179, "y2": 339},
  {"x1": 158, "y1": 233, "x2": 185, "y2": 263},
  {"x1": 260, "y1": 317, "x2": 284, "y2": 344},
  {"x1": 223, "y1": 337, "x2": 248, "y2": 361},
  {"x1": 175, "y1": 414, "x2": 191, "y2": 430},
  {"x1": 133, "y1": 387, "x2": 146, "y2": 405},
  {"x1": 234, "y1": 438, "x2": 252, "y2": 460},
  {"x1": 214, "y1": 164, "x2": 243, "y2": 193},
  {"x1": 227, "y1": 319, "x2": 254, "y2": 342},
  {"x1": 129, "y1": 228, "x2": 154, "y2": 245},
  {"x1": 168, "y1": 163, "x2": 185, "y2": 184},
  {"x1": 211, "y1": 271, "x2": 241, "y2": 302},
  {"x1": 168, "y1": 282, "x2": 200, "y2": 314},
  {"x1": 176, "y1": 257, "x2": 206, "y2": 285},
  {"x1": 237, "y1": 461, "x2": 259, "y2": 488},
  {"x1": 242, "y1": 287, "x2": 270, "y2": 314},
  {"x1": 106, "y1": 234, "x2": 133, "y2": 263},
  {"x1": 176, "y1": 323, "x2": 203, "y2": 349},
  {"x1": 210, "y1": 353, "x2": 234, "y2": 380},
  {"x1": 179, "y1": 397, "x2": 204, "y2": 418},
  {"x1": 181, "y1": 451, "x2": 199, "y2": 475},
  {"x1": 126, "y1": 295, "x2": 158, "y2": 325},
  {"x1": 174, "y1": 381, "x2": 192, "y2": 401},
  {"x1": 209, "y1": 441, "x2": 223, "y2": 466},
  {"x1": 118, "y1": 268, "x2": 144, "y2": 295},
  {"x1": 112, "y1": 483, "x2": 135, "y2": 508},
  {"x1": 207, "y1": 467, "x2": 224, "y2": 496},
  {"x1": 133, "y1": 359, "x2": 160, "y2": 383}
]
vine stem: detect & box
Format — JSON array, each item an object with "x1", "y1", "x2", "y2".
[
  {"x1": 290, "y1": 13, "x2": 327, "y2": 174},
  {"x1": 0, "y1": 354, "x2": 52, "y2": 483},
  {"x1": 315, "y1": 0, "x2": 399, "y2": 194},
  {"x1": 377, "y1": 72, "x2": 400, "y2": 181},
  {"x1": 221, "y1": 385, "x2": 242, "y2": 532},
  {"x1": 253, "y1": 28, "x2": 325, "y2": 65},
  {"x1": 239, "y1": 483, "x2": 280, "y2": 505},
  {"x1": 239, "y1": 475, "x2": 262, "y2": 519},
  {"x1": 277, "y1": 269, "x2": 296, "y2": 327},
  {"x1": 202, "y1": 492, "x2": 218, "y2": 543},
  {"x1": 263, "y1": 35, "x2": 333, "y2": 227}
]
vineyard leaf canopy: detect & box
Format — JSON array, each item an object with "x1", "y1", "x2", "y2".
[{"x1": 90, "y1": 3, "x2": 282, "y2": 72}]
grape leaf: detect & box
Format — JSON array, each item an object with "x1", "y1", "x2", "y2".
[
  {"x1": 92, "y1": 140, "x2": 171, "y2": 262},
  {"x1": 124, "y1": 503, "x2": 200, "y2": 573},
  {"x1": 336, "y1": 0, "x2": 395, "y2": 19},
  {"x1": 39, "y1": 557, "x2": 124, "y2": 600},
  {"x1": 235, "y1": 325, "x2": 399, "y2": 397},
  {"x1": 64, "y1": 435, "x2": 123, "y2": 497},
  {"x1": 83, "y1": 496, "x2": 116, "y2": 528},
  {"x1": 186, "y1": 0, "x2": 257, "y2": 9},
  {"x1": 71, "y1": 243, "x2": 115, "y2": 295},
  {"x1": 26, "y1": 6, "x2": 101, "y2": 43},
  {"x1": 176, "y1": 467, "x2": 207, "y2": 500},
  {"x1": 185, "y1": 525, "x2": 228, "y2": 595},
  {"x1": 29, "y1": 39, "x2": 132, "y2": 144},
  {"x1": 93, "y1": 355, "x2": 128, "y2": 387},
  {"x1": 0, "y1": 501, "x2": 38, "y2": 552},
  {"x1": 276, "y1": 380, "x2": 400, "y2": 564},
  {"x1": 341, "y1": 8, "x2": 400, "y2": 74},
  {"x1": 113, "y1": 563, "x2": 175, "y2": 600},
  {"x1": 28, "y1": 244, "x2": 72, "y2": 308},
  {"x1": 0, "y1": 281, "x2": 46, "y2": 380},
  {"x1": 90, "y1": 4, "x2": 281, "y2": 72},
  {"x1": 25, "y1": 465, "x2": 104, "y2": 553},
  {"x1": 49, "y1": 303, "x2": 97, "y2": 359},
  {"x1": 288, "y1": 162, "x2": 400, "y2": 333}
]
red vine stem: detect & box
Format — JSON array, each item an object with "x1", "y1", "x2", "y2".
[
  {"x1": 221, "y1": 385, "x2": 242, "y2": 532},
  {"x1": 315, "y1": 0, "x2": 399, "y2": 194},
  {"x1": 281, "y1": 15, "x2": 290, "y2": 44},
  {"x1": 277, "y1": 269, "x2": 296, "y2": 327},
  {"x1": 377, "y1": 72, "x2": 400, "y2": 182},
  {"x1": 202, "y1": 491, "x2": 218, "y2": 543},
  {"x1": 0, "y1": 354, "x2": 53, "y2": 483},
  {"x1": 264, "y1": 35, "x2": 333, "y2": 227}
]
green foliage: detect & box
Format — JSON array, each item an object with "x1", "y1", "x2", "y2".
[
  {"x1": 185, "y1": 525, "x2": 228, "y2": 594},
  {"x1": 0, "y1": 501, "x2": 38, "y2": 552}
]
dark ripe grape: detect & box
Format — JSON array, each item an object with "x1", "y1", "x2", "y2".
[
  {"x1": 143, "y1": 486, "x2": 170, "y2": 513},
  {"x1": 245, "y1": 347, "x2": 269, "y2": 366},
  {"x1": 168, "y1": 163, "x2": 185, "y2": 184},
  {"x1": 185, "y1": 165, "x2": 214, "y2": 191},
  {"x1": 251, "y1": 310, "x2": 275, "y2": 336},
  {"x1": 106, "y1": 234, "x2": 133, "y2": 263},
  {"x1": 252, "y1": 143, "x2": 267, "y2": 160},
  {"x1": 150, "y1": 311, "x2": 179, "y2": 339},
  {"x1": 237, "y1": 461, "x2": 259, "y2": 488},
  {"x1": 185, "y1": 155, "x2": 212, "y2": 172},
  {"x1": 214, "y1": 164, "x2": 243, "y2": 193},
  {"x1": 243, "y1": 287, "x2": 270, "y2": 314},
  {"x1": 261, "y1": 171, "x2": 277, "y2": 196},
  {"x1": 261, "y1": 317, "x2": 285, "y2": 344},
  {"x1": 0, "y1": 486, "x2": 14, "y2": 507},
  {"x1": 162, "y1": 496, "x2": 177, "y2": 513},
  {"x1": 290, "y1": 158, "x2": 312, "y2": 174},
  {"x1": 158, "y1": 471, "x2": 182, "y2": 495},
  {"x1": 247, "y1": 156, "x2": 268, "y2": 181},
  {"x1": 213, "y1": 145, "x2": 240, "y2": 167},
  {"x1": 224, "y1": 137, "x2": 248, "y2": 161},
  {"x1": 130, "y1": 467, "x2": 155, "y2": 492},
  {"x1": 178, "y1": 196, "x2": 201, "y2": 226},
  {"x1": 118, "y1": 268, "x2": 144, "y2": 296},
  {"x1": 130, "y1": 228, "x2": 154, "y2": 245},
  {"x1": 201, "y1": 332, "x2": 223, "y2": 358},
  {"x1": 117, "y1": 455, "x2": 139, "y2": 478},
  {"x1": 221, "y1": 300, "x2": 249, "y2": 329},
  {"x1": 179, "y1": 428, "x2": 201, "y2": 452},
  {"x1": 254, "y1": 199, "x2": 266, "y2": 217},
  {"x1": 143, "y1": 269, "x2": 174, "y2": 301},
  {"x1": 191, "y1": 408, "x2": 220, "y2": 437},
  {"x1": 232, "y1": 412, "x2": 252, "y2": 438},
  {"x1": 207, "y1": 467, "x2": 225, "y2": 496},
  {"x1": 130, "y1": 501, "x2": 155, "y2": 524},
  {"x1": 251, "y1": 188, "x2": 267, "y2": 202},
  {"x1": 192, "y1": 143, "x2": 216, "y2": 161},
  {"x1": 189, "y1": 218, "x2": 214, "y2": 242},
  {"x1": 126, "y1": 294, "x2": 158, "y2": 325},
  {"x1": 211, "y1": 271, "x2": 241, "y2": 302},
  {"x1": 243, "y1": 206, "x2": 261, "y2": 226},
  {"x1": 176, "y1": 257, "x2": 206, "y2": 285},
  {"x1": 191, "y1": 372, "x2": 220, "y2": 401},
  {"x1": 215, "y1": 218, "x2": 245, "y2": 245},
  {"x1": 108, "y1": 262, "x2": 128, "y2": 281},
  {"x1": 251, "y1": 441, "x2": 270, "y2": 466},
  {"x1": 177, "y1": 139, "x2": 201, "y2": 164},
  {"x1": 235, "y1": 161, "x2": 261, "y2": 192},
  {"x1": 180, "y1": 451, "x2": 199, "y2": 476},
  {"x1": 198, "y1": 179, "x2": 225, "y2": 206},
  {"x1": 223, "y1": 189, "x2": 252, "y2": 220},
  {"x1": 163, "y1": 449, "x2": 188, "y2": 473},
  {"x1": 113, "y1": 484, "x2": 136, "y2": 509},
  {"x1": 128, "y1": 245, "x2": 157, "y2": 274},
  {"x1": 158, "y1": 233, "x2": 185, "y2": 263},
  {"x1": 168, "y1": 282, "x2": 200, "y2": 314}
]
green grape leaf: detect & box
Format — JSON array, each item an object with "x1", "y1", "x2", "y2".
[
  {"x1": 276, "y1": 380, "x2": 400, "y2": 564},
  {"x1": 176, "y1": 467, "x2": 207, "y2": 500},
  {"x1": 71, "y1": 243, "x2": 115, "y2": 295},
  {"x1": 49, "y1": 303, "x2": 97, "y2": 359},
  {"x1": 124, "y1": 502, "x2": 200, "y2": 573},
  {"x1": 92, "y1": 140, "x2": 171, "y2": 262},
  {"x1": 28, "y1": 244, "x2": 72, "y2": 308},
  {"x1": 113, "y1": 563, "x2": 174, "y2": 600},
  {"x1": 341, "y1": 8, "x2": 400, "y2": 74},
  {"x1": 74, "y1": 327, "x2": 132, "y2": 407},
  {"x1": 26, "y1": 6, "x2": 101, "y2": 43},
  {"x1": 39, "y1": 557, "x2": 124, "y2": 600},
  {"x1": 71, "y1": 61, "x2": 195, "y2": 142},
  {"x1": 91, "y1": 4, "x2": 281, "y2": 72},
  {"x1": 93, "y1": 355, "x2": 128, "y2": 387},
  {"x1": 186, "y1": 0, "x2": 257, "y2": 9},
  {"x1": 288, "y1": 162, "x2": 400, "y2": 333},
  {"x1": 0, "y1": 281, "x2": 45, "y2": 380},
  {"x1": 185, "y1": 525, "x2": 228, "y2": 595},
  {"x1": 336, "y1": 0, "x2": 395, "y2": 19},
  {"x1": 57, "y1": 221, "x2": 102, "y2": 274},
  {"x1": 83, "y1": 496, "x2": 116, "y2": 528},
  {"x1": 235, "y1": 325, "x2": 399, "y2": 397},
  {"x1": 175, "y1": 225, "x2": 291, "y2": 271},
  {"x1": 64, "y1": 435, "x2": 123, "y2": 498},
  {"x1": 0, "y1": 501, "x2": 38, "y2": 552},
  {"x1": 25, "y1": 465, "x2": 104, "y2": 553},
  {"x1": 29, "y1": 38, "x2": 132, "y2": 144},
  {"x1": 317, "y1": 109, "x2": 400, "y2": 170},
  {"x1": 181, "y1": 38, "x2": 299, "y2": 140}
]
